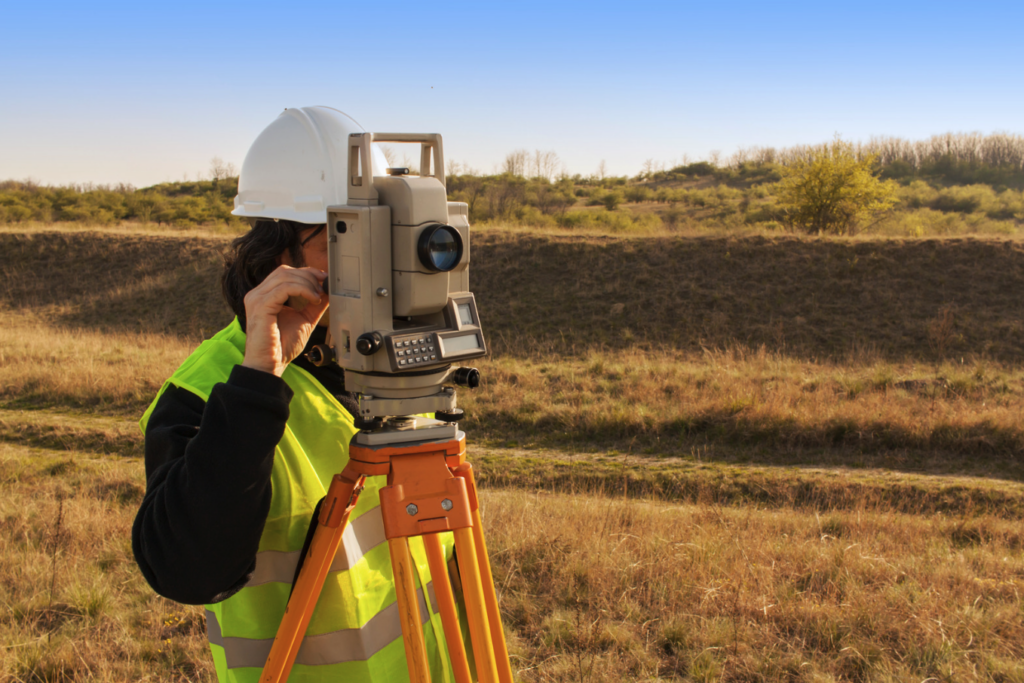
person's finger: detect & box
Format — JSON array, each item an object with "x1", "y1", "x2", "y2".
[
  {"x1": 251, "y1": 280, "x2": 324, "y2": 311},
  {"x1": 295, "y1": 288, "x2": 330, "y2": 324},
  {"x1": 258, "y1": 266, "x2": 324, "y2": 293}
]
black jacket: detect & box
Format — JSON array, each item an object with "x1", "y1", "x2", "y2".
[{"x1": 131, "y1": 327, "x2": 356, "y2": 605}]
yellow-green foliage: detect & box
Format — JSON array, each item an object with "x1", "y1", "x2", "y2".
[
  {"x1": 0, "y1": 179, "x2": 243, "y2": 228},
  {"x1": 776, "y1": 138, "x2": 899, "y2": 234},
  {"x1": 5, "y1": 130, "x2": 1024, "y2": 237}
]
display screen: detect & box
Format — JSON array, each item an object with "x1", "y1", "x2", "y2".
[
  {"x1": 442, "y1": 334, "x2": 481, "y2": 354},
  {"x1": 458, "y1": 303, "x2": 474, "y2": 326}
]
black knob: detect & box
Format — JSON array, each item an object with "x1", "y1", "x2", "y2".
[
  {"x1": 356, "y1": 332, "x2": 384, "y2": 356},
  {"x1": 452, "y1": 367, "x2": 480, "y2": 388},
  {"x1": 307, "y1": 344, "x2": 334, "y2": 367},
  {"x1": 435, "y1": 408, "x2": 464, "y2": 423},
  {"x1": 354, "y1": 416, "x2": 384, "y2": 431}
]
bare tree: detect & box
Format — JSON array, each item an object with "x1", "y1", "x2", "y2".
[
  {"x1": 209, "y1": 157, "x2": 237, "y2": 180},
  {"x1": 527, "y1": 150, "x2": 561, "y2": 180},
  {"x1": 503, "y1": 149, "x2": 528, "y2": 176},
  {"x1": 748, "y1": 132, "x2": 1024, "y2": 172},
  {"x1": 379, "y1": 145, "x2": 397, "y2": 168},
  {"x1": 400, "y1": 151, "x2": 418, "y2": 175},
  {"x1": 597, "y1": 159, "x2": 607, "y2": 181}
]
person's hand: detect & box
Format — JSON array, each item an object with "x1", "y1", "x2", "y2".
[{"x1": 241, "y1": 266, "x2": 329, "y2": 377}]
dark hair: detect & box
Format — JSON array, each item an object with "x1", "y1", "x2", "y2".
[{"x1": 221, "y1": 219, "x2": 326, "y2": 330}]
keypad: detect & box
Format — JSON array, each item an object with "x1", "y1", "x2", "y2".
[{"x1": 391, "y1": 333, "x2": 441, "y2": 369}]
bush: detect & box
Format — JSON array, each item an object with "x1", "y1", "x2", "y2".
[
  {"x1": 624, "y1": 186, "x2": 653, "y2": 203},
  {"x1": 557, "y1": 209, "x2": 662, "y2": 233},
  {"x1": 744, "y1": 201, "x2": 784, "y2": 224},
  {"x1": 683, "y1": 190, "x2": 710, "y2": 208},
  {"x1": 0, "y1": 178, "x2": 243, "y2": 227},
  {"x1": 655, "y1": 188, "x2": 681, "y2": 203},
  {"x1": 931, "y1": 185, "x2": 994, "y2": 214},
  {"x1": 777, "y1": 137, "x2": 898, "y2": 234},
  {"x1": 663, "y1": 206, "x2": 686, "y2": 228},
  {"x1": 602, "y1": 191, "x2": 623, "y2": 211},
  {"x1": 672, "y1": 161, "x2": 716, "y2": 177},
  {"x1": 899, "y1": 180, "x2": 938, "y2": 209}
]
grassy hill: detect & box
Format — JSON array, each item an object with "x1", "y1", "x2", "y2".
[
  {"x1": 5, "y1": 229, "x2": 1024, "y2": 361},
  {"x1": 2, "y1": 225, "x2": 1024, "y2": 682},
  {"x1": 4, "y1": 226, "x2": 1024, "y2": 474}
]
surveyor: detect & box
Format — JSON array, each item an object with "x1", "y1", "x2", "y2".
[{"x1": 132, "y1": 107, "x2": 458, "y2": 682}]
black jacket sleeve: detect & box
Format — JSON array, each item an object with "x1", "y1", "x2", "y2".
[{"x1": 131, "y1": 365, "x2": 293, "y2": 605}]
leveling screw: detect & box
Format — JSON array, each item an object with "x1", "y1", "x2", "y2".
[
  {"x1": 441, "y1": 499, "x2": 454, "y2": 511},
  {"x1": 406, "y1": 504, "x2": 418, "y2": 516}
]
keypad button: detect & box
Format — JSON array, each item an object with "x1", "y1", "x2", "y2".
[
  {"x1": 428, "y1": 345, "x2": 435, "y2": 352},
  {"x1": 399, "y1": 359, "x2": 406, "y2": 365},
  {"x1": 430, "y1": 354, "x2": 436, "y2": 360}
]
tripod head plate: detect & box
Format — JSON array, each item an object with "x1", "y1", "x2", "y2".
[{"x1": 353, "y1": 419, "x2": 457, "y2": 447}]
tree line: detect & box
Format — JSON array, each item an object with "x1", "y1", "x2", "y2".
[{"x1": 1, "y1": 133, "x2": 1021, "y2": 232}]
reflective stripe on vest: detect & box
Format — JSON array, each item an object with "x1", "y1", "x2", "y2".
[
  {"x1": 246, "y1": 505, "x2": 387, "y2": 587},
  {"x1": 141, "y1": 319, "x2": 458, "y2": 682},
  {"x1": 206, "y1": 583, "x2": 440, "y2": 669}
]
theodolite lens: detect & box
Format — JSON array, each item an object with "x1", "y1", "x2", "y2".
[{"x1": 418, "y1": 225, "x2": 464, "y2": 272}]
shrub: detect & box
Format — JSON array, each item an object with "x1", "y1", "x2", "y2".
[
  {"x1": 602, "y1": 191, "x2": 623, "y2": 211},
  {"x1": 655, "y1": 188, "x2": 680, "y2": 203},
  {"x1": 777, "y1": 137, "x2": 898, "y2": 234},
  {"x1": 932, "y1": 185, "x2": 994, "y2": 213},
  {"x1": 672, "y1": 161, "x2": 716, "y2": 177},
  {"x1": 624, "y1": 186, "x2": 653, "y2": 203},
  {"x1": 899, "y1": 180, "x2": 939, "y2": 209},
  {"x1": 556, "y1": 209, "x2": 662, "y2": 233}
]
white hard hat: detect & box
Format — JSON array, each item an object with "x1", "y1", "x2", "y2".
[{"x1": 232, "y1": 106, "x2": 390, "y2": 223}]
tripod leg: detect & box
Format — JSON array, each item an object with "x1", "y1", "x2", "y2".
[
  {"x1": 389, "y1": 537, "x2": 432, "y2": 683},
  {"x1": 260, "y1": 473, "x2": 364, "y2": 683},
  {"x1": 453, "y1": 528, "x2": 500, "y2": 683},
  {"x1": 423, "y1": 533, "x2": 472, "y2": 683},
  {"x1": 456, "y1": 465, "x2": 514, "y2": 683},
  {"x1": 468, "y1": 510, "x2": 513, "y2": 683}
]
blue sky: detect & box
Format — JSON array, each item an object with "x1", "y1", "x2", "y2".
[{"x1": 2, "y1": 1, "x2": 1022, "y2": 186}]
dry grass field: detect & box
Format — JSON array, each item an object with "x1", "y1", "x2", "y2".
[{"x1": 1, "y1": 225, "x2": 1023, "y2": 682}]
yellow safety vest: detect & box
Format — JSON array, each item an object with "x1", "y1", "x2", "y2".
[{"x1": 140, "y1": 318, "x2": 456, "y2": 683}]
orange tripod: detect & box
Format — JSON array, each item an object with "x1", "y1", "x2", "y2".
[{"x1": 258, "y1": 426, "x2": 514, "y2": 683}]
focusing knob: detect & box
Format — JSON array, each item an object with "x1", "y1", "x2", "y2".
[
  {"x1": 306, "y1": 344, "x2": 334, "y2": 367},
  {"x1": 435, "y1": 408, "x2": 464, "y2": 423},
  {"x1": 355, "y1": 332, "x2": 384, "y2": 356},
  {"x1": 452, "y1": 367, "x2": 481, "y2": 388},
  {"x1": 354, "y1": 416, "x2": 384, "y2": 431}
]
